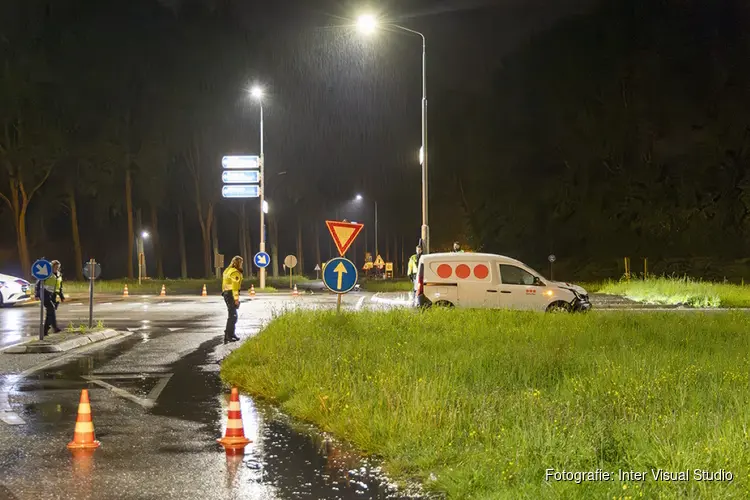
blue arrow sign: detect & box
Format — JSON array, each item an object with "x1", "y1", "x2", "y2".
[
  {"x1": 31, "y1": 259, "x2": 52, "y2": 281},
  {"x1": 222, "y1": 155, "x2": 259, "y2": 169},
  {"x1": 222, "y1": 170, "x2": 260, "y2": 184},
  {"x1": 323, "y1": 257, "x2": 358, "y2": 293},
  {"x1": 222, "y1": 185, "x2": 260, "y2": 198},
  {"x1": 254, "y1": 252, "x2": 271, "y2": 269}
]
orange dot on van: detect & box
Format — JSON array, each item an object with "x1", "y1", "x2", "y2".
[
  {"x1": 437, "y1": 264, "x2": 452, "y2": 278},
  {"x1": 456, "y1": 264, "x2": 471, "y2": 279},
  {"x1": 474, "y1": 264, "x2": 489, "y2": 279}
]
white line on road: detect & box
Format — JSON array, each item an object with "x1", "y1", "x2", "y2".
[{"x1": 355, "y1": 296, "x2": 365, "y2": 311}]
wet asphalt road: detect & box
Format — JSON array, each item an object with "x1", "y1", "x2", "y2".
[{"x1": 0, "y1": 293, "x2": 418, "y2": 500}]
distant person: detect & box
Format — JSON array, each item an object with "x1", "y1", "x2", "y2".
[
  {"x1": 221, "y1": 256, "x2": 243, "y2": 344},
  {"x1": 35, "y1": 260, "x2": 64, "y2": 336},
  {"x1": 452, "y1": 242, "x2": 464, "y2": 253},
  {"x1": 407, "y1": 246, "x2": 422, "y2": 281}
]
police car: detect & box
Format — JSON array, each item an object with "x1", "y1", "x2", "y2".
[
  {"x1": 0, "y1": 273, "x2": 31, "y2": 306},
  {"x1": 414, "y1": 253, "x2": 590, "y2": 312}
]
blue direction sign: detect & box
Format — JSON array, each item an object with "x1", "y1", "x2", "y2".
[
  {"x1": 222, "y1": 155, "x2": 259, "y2": 169},
  {"x1": 222, "y1": 185, "x2": 260, "y2": 199},
  {"x1": 322, "y1": 257, "x2": 358, "y2": 294},
  {"x1": 254, "y1": 252, "x2": 270, "y2": 269},
  {"x1": 31, "y1": 259, "x2": 52, "y2": 281},
  {"x1": 223, "y1": 170, "x2": 260, "y2": 184}
]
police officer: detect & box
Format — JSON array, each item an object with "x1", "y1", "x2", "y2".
[
  {"x1": 35, "y1": 260, "x2": 64, "y2": 336},
  {"x1": 452, "y1": 241, "x2": 464, "y2": 253},
  {"x1": 222, "y1": 256, "x2": 243, "y2": 344},
  {"x1": 407, "y1": 246, "x2": 422, "y2": 282}
]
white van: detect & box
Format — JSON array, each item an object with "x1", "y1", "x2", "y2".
[{"x1": 414, "y1": 253, "x2": 591, "y2": 312}]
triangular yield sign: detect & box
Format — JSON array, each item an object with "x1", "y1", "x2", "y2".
[{"x1": 326, "y1": 220, "x2": 364, "y2": 256}]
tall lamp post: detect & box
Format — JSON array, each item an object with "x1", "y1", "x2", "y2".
[
  {"x1": 250, "y1": 86, "x2": 267, "y2": 289},
  {"x1": 356, "y1": 14, "x2": 429, "y2": 254},
  {"x1": 355, "y1": 194, "x2": 378, "y2": 257},
  {"x1": 137, "y1": 230, "x2": 149, "y2": 285}
]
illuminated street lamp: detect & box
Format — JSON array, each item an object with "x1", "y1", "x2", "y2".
[
  {"x1": 249, "y1": 85, "x2": 267, "y2": 289},
  {"x1": 137, "y1": 230, "x2": 150, "y2": 285},
  {"x1": 356, "y1": 13, "x2": 430, "y2": 254},
  {"x1": 354, "y1": 194, "x2": 378, "y2": 257}
]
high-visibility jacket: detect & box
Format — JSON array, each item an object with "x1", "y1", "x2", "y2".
[
  {"x1": 407, "y1": 254, "x2": 419, "y2": 277},
  {"x1": 37, "y1": 272, "x2": 63, "y2": 301},
  {"x1": 222, "y1": 267, "x2": 243, "y2": 300}
]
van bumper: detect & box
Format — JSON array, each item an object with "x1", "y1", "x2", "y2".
[{"x1": 571, "y1": 297, "x2": 592, "y2": 312}]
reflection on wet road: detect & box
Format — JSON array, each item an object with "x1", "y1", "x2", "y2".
[{"x1": 0, "y1": 295, "x2": 418, "y2": 499}]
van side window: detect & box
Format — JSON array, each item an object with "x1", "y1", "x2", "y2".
[{"x1": 499, "y1": 264, "x2": 535, "y2": 285}]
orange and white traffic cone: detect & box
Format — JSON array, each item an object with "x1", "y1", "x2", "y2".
[
  {"x1": 160, "y1": 284, "x2": 166, "y2": 297},
  {"x1": 217, "y1": 387, "x2": 252, "y2": 455},
  {"x1": 123, "y1": 284, "x2": 129, "y2": 297},
  {"x1": 292, "y1": 285, "x2": 299, "y2": 297},
  {"x1": 68, "y1": 389, "x2": 100, "y2": 451},
  {"x1": 249, "y1": 285, "x2": 256, "y2": 298},
  {"x1": 201, "y1": 284, "x2": 207, "y2": 297}
]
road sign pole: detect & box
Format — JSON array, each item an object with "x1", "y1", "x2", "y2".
[
  {"x1": 38, "y1": 281, "x2": 44, "y2": 341},
  {"x1": 88, "y1": 259, "x2": 95, "y2": 329},
  {"x1": 337, "y1": 293, "x2": 342, "y2": 313}
]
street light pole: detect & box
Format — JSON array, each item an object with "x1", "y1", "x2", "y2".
[
  {"x1": 355, "y1": 17, "x2": 429, "y2": 253},
  {"x1": 375, "y1": 200, "x2": 378, "y2": 257},
  {"x1": 259, "y1": 101, "x2": 266, "y2": 290},
  {"x1": 419, "y1": 33, "x2": 429, "y2": 254}
]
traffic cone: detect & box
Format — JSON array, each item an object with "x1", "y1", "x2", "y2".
[
  {"x1": 249, "y1": 285, "x2": 256, "y2": 298},
  {"x1": 123, "y1": 284, "x2": 129, "y2": 297},
  {"x1": 68, "y1": 389, "x2": 100, "y2": 451},
  {"x1": 201, "y1": 284, "x2": 207, "y2": 297},
  {"x1": 292, "y1": 285, "x2": 299, "y2": 297},
  {"x1": 160, "y1": 284, "x2": 166, "y2": 297},
  {"x1": 217, "y1": 387, "x2": 252, "y2": 454}
]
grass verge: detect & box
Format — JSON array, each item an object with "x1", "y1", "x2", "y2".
[
  {"x1": 63, "y1": 277, "x2": 302, "y2": 295},
  {"x1": 361, "y1": 279, "x2": 413, "y2": 293},
  {"x1": 595, "y1": 277, "x2": 750, "y2": 307},
  {"x1": 221, "y1": 309, "x2": 750, "y2": 499}
]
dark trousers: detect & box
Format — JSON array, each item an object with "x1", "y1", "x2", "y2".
[
  {"x1": 222, "y1": 292, "x2": 238, "y2": 340},
  {"x1": 43, "y1": 292, "x2": 58, "y2": 334}
]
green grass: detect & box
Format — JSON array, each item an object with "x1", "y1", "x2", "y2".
[
  {"x1": 62, "y1": 276, "x2": 305, "y2": 295},
  {"x1": 595, "y1": 277, "x2": 750, "y2": 307},
  {"x1": 361, "y1": 279, "x2": 413, "y2": 293},
  {"x1": 221, "y1": 309, "x2": 750, "y2": 499},
  {"x1": 65, "y1": 320, "x2": 106, "y2": 334}
]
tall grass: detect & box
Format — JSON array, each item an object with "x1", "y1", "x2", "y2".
[
  {"x1": 222, "y1": 309, "x2": 750, "y2": 499},
  {"x1": 597, "y1": 276, "x2": 750, "y2": 307}
]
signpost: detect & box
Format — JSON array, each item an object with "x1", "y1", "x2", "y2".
[
  {"x1": 222, "y1": 155, "x2": 259, "y2": 169},
  {"x1": 31, "y1": 259, "x2": 52, "y2": 341},
  {"x1": 284, "y1": 255, "x2": 298, "y2": 289},
  {"x1": 323, "y1": 257, "x2": 358, "y2": 312},
  {"x1": 222, "y1": 185, "x2": 259, "y2": 199},
  {"x1": 325, "y1": 220, "x2": 364, "y2": 256},
  {"x1": 254, "y1": 252, "x2": 270, "y2": 269},
  {"x1": 83, "y1": 259, "x2": 101, "y2": 328},
  {"x1": 314, "y1": 263, "x2": 321, "y2": 279},
  {"x1": 222, "y1": 170, "x2": 260, "y2": 184},
  {"x1": 324, "y1": 220, "x2": 365, "y2": 312}
]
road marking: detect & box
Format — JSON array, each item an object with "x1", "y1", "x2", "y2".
[
  {"x1": 0, "y1": 333, "x2": 133, "y2": 426},
  {"x1": 355, "y1": 296, "x2": 365, "y2": 311},
  {"x1": 167, "y1": 328, "x2": 184, "y2": 332},
  {"x1": 82, "y1": 373, "x2": 173, "y2": 409}
]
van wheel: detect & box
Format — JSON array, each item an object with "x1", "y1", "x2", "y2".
[
  {"x1": 546, "y1": 301, "x2": 571, "y2": 313},
  {"x1": 434, "y1": 300, "x2": 454, "y2": 308}
]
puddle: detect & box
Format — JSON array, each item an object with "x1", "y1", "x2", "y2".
[{"x1": 5, "y1": 334, "x2": 427, "y2": 499}]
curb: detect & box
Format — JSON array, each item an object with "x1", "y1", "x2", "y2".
[{"x1": 3, "y1": 329, "x2": 126, "y2": 354}]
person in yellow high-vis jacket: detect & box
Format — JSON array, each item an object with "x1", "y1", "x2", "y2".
[
  {"x1": 34, "y1": 260, "x2": 65, "y2": 336},
  {"x1": 221, "y1": 256, "x2": 243, "y2": 344}
]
